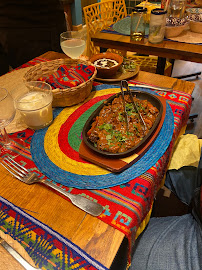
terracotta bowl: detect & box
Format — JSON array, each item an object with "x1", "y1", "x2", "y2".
[
  {"x1": 188, "y1": 13, "x2": 202, "y2": 34},
  {"x1": 90, "y1": 52, "x2": 123, "y2": 78},
  {"x1": 165, "y1": 23, "x2": 189, "y2": 38},
  {"x1": 190, "y1": 20, "x2": 202, "y2": 33}
]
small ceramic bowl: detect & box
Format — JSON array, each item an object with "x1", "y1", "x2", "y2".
[
  {"x1": 165, "y1": 17, "x2": 188, "y2": 38},
  {"x1": 188, "y1": 13, "x2": 202, "y2": 34},
  {"x1": 190, "y1": 20, "x2": 202, "y2": 33},
  {"x1": 90, "y1": 52, "x2": 123, "y2": 78},
  {"x1": 165, "y1": 23, "x2": 189, "y2": 38},
  {"x1": 186, "y1": 7, "x2": 202, "y2": 15}
]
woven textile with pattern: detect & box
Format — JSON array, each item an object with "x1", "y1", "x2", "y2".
[
  {"x1": 38, "y1": 64, "x2": 96, "y2": 89},
  {"x1": 1, "y1": 88, "x2": 192, "y2": 268},
  {"x1": 0, "y1": 195, "x2": 108, "y2": 270}
]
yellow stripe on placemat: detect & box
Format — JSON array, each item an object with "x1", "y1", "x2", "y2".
[{"x1": 44, "y1": 88, "x2": 120, "y2": 176}]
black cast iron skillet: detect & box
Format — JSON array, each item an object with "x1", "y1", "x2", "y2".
[{"x1": 82, "y1": 90, "x2": 163, "y2": 158}]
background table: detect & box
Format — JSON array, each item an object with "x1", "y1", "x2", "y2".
[
  {"x1": 0, "y1": 51, "x2": 195, "y2": 269},
  {"x1": 91, "y1": 31, "x2": 202, "y2": 74}
]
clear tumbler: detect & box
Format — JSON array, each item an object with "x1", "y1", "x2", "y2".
[
  {"x1": 131, "y1": 7, "x2": 147, "y2": 41},
  {"x1": 148, "y1": 8, "x2": 167, "y2": 44}
]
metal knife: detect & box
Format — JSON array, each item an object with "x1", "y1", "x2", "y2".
[
  {"x1": 133, "y1": 83, "x2": 174, "y2": 92},
  {"x1": 0, "y1": 237, "x2": 41, "y2": 270}
]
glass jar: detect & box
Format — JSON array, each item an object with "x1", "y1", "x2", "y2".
[
  {"x1": 131, "y1": 7, "x2": 147, "y2": 41},
  {"x1": 148, "y1": 8, "x2": 167, "y2": 44},
  {"x1": 167, "y1": 0, "x2": 186, "y2": 19}
]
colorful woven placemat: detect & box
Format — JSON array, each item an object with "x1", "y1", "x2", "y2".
[
  {"x1": 0, "y1": 196, "x2": 108, "y2": 270},
  {"x1": 30, "y1": 85, "x2": 174, "y2": 189},
  {"x1": 112, "y1": 16, "x2": 149, "y2": 36}
]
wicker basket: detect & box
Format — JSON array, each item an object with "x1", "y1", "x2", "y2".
[{"x1": 23, "y1": 58, "x2": 97, "y2": 107}]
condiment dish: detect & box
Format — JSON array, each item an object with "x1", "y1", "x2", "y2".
[{"x1": 90, "y1": 52, "x2": 123, "y2": 78}]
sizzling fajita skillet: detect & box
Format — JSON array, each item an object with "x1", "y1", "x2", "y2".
[{"x1": 82, "y1": 83, "x2": 163, "y2": 159}]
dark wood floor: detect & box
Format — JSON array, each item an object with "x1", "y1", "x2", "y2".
[{"x1": 171, "y1": 60, "x2": 202, "y2": 138}]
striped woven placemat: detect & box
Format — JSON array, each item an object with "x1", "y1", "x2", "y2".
[{"x1": 30, "y1": 85, "x2": 174, "y2": 189}]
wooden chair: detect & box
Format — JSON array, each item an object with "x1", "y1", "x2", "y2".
[{"x1": 83, "y1": 0, "x2": 127, "y2": 57}]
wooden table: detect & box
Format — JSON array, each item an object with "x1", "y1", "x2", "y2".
[
  {"x1": 0, "y1": 51, "x2": 195, "y2": 269},
  {"x1": 91, "y1": 31, "x2": 202, "y2": 74}
]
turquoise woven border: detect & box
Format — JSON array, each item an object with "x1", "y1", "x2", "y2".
[
  {"x1": 112, "y1": 17, "x2": 150, "y2": 36},
  {"x1": 30, "y1": 85, "x2": 174, "y2": 189}
]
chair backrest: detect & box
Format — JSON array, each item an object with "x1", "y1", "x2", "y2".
[{"x1": 83, "y1": 0, "x2": 127, "y2": 57}]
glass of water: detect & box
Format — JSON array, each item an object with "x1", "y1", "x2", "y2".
[{"x1": 60, "y1": 31, "x2": 86, "y2": 59}]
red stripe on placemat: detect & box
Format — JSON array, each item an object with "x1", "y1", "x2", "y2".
[{"x1": 58, "y1": 94, "x2": 112, "y2": 161}]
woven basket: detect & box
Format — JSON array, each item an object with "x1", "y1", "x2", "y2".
[{"x1": 23, "y1": 58, "x2": 97, "y2": 107}]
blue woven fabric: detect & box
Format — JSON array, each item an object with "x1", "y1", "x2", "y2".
[{"x1": 131, "y1": 214, "x2": 202, "y2": 270}]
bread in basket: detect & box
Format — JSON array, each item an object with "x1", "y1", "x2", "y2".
[{"x1": 23, "y1": 58, "x2": 97, "y2": 107}]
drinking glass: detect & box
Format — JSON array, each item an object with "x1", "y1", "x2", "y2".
[
  {"x1": 0, "y1": 88, "x2": 25, "y2": 157},
  {"x1": 131, "y1": 7, "x2": 148, "y2": 42},
  {"x1": 60, "y1": 31, "x2": 86, "y2": 59},
  {"x1": 148, "y1": 8, "x2": 167, "y2": 44},
  {"x1": 14, "y1": 81, "x2": 53, "y2": 130},
  {"x1": 167, "y1": 0, "x2": 186, "y2": 19}
]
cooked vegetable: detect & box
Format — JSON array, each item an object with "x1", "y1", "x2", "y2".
[{"x1": 87, "y1": 94, "x2": 159, "y2": 153}]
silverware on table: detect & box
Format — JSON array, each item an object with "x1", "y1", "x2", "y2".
[
  {"x1": 120, "y1": 81, "x2": 130, "y2": 131},
  {"x1": 132, "y1": 80, "x2": 177, "y2": 92},
  {"x1": 134, "y1": 84, "x2": 173, "y2": 92},
  {"x1": 1, "y1": 157, "x2": 104, "y2": 217},
  {"x1": 122, "y1": 80, "x2": 147, "y2": 130},
  {"x1": 0, "y1": 237, "x2": 41, "y2": 270}
]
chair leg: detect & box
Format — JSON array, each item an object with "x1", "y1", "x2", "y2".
[
  {"x1": 189, "y1": 113, "x2": 198, "y2": 122},
  {"x1": 170, "y1": 59, "x2": 201, "y2": 80}
]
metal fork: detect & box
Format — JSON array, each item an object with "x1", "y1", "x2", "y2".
[{"x1": 1, "y1": 157, "x2": 103, "y2": 217}]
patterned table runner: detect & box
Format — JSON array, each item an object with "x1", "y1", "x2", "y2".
[{"x1": 0, "y1": 196, "x2": 108, "y2": 270}]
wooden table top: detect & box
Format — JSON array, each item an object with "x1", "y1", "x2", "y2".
[
  {"x1": 91, "y1": 31, "x2": 202, "y2": 64},
  {"x1": 0, "y1": 51, "x2": 195, "y2": 269}
]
